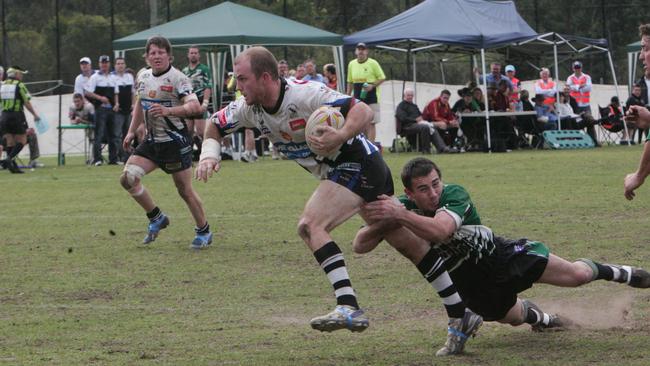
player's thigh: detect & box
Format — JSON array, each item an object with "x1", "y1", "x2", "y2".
[
  {"x1": 302, "y1": 179, "x2": 363, "y2": 231},
  {"x1": 125, "y1": 154, "x2": 158, "y2": 175},
  {"x1": 536, "y1": 253, "x2": 589, "y2": 287}
]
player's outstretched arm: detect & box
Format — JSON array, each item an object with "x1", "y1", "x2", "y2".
[
  {"x1": 195, "y1": 121, "x2": 222, "y2": 182},
  {"x1": 625, "y1": 140, "x2": 650, "y2": 200}
]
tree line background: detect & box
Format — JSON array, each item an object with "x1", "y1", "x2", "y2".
[{"x1": 2, "y1": 0, "x2": 649, "y2": 94}]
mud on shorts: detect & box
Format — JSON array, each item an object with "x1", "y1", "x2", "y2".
[
  {"x1": 326, "y1": 151, "x2": 394, "y2": 203},
  {"x1": 451, "y1": 236, "x2": 550, "y2": 321},
  {"x1": 0, "y1": 111, "x2": 28, "y2": 135},
  {"x1": 134, "y1": 135, "x2": 193, "y2": 174}
]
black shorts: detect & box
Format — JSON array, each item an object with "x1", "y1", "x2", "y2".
[
  {"x1": 450, "y1": 237, "x2": 549, "y2": 321},
  {"x1": 327, "y1": 151, "x2": 394, "y2": 202},
  {"x1": 134, "y1": 136, "x2": 193, "y2": 174},
  {"x1": 0, "y1": 111, "x2": 28, "y2": 135}
]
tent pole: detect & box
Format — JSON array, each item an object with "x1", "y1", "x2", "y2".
[
  {"x1": 553, "y1": 39, "x2": 561, "y2": 130},
  {"x1": 332, "y1": 46, "x2": 344, "y2": 93},
  {"x1": 412, "y1": 51, "x2": 417, "y2": 102},
  {"x1": 608, "y1": 50, "x2": 629, "y2": 146},
  {"x1": 481, "y1": 48, "x2": 491, "y2": 152},
  {"x1": 628, "y1": 52, "x2": 633, "y2": 94}
]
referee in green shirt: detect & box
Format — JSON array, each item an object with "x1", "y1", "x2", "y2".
[{"x1": 0, "y1": 66, "x2": 40, "y2": 174}]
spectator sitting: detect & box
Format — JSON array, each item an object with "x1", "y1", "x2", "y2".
[
  {"x1": 422, "y1": 89, "x2": 460, "y2": 147},
  {"x1": 302, "y1": 59, "x2": 325, "y2": 84},
  {"x1": 533, "y1": 93, "x2": 558, "y2": 130},
  {"x1": 606, "y1": 96, "x2": 635, "y2": 145},
  {"x1": 515, "y1": 90, "x2": 543, "y2": 147},
  {"x1": 494, "y1": 79, "x2": 511, "y2": 111},
  {"x1": 69, "y1": 93, "x2": 95, "y2": 125},
  {"x1": 395, "y1": 88, "x2": 453, "y2": 154},
  {"x1": 561, "y1": 85, "x2": 599, "y2": 146},
  {"x1": 454, "y1": 87, "x2": 483, "y2": 150},
  {"x1": 556, "y1": 92, "x2": 581, "y2": 129},
  {"x1": 471, "y1": 87, "x2": 485, "y2": 111},
  {"x1": 322, "y1": 63, "x2": 337, "y2": 90}
]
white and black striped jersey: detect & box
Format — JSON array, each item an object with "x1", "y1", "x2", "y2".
[{"x1": 211, "y1": 78, "x2": 378, "y2": 179}]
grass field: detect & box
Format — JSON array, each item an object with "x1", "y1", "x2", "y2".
[{"x1": 2, "y1": 146, "x2": 650, "y2": 365}]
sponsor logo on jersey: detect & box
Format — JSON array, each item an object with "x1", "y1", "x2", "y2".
[
  {"x1": 289, "y1": 118, "x2": 306, "y2": 131},
  {"x1": 148, "y1": 90, "x2": 156, "y2": 98},
  {"x1": 216, "y1": 109, "x2": 228, "y2": 128},
  {"x1": 160, "y1": 85, "x2": 173, "y2": 92},
  {"x1": 287, "y1": 103, "x2": 298, "y2": 118},
  {"x1": 280, "y1": 132, "x2": 293, "y2": 141}
]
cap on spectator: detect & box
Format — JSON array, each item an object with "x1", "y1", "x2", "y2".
[
  {"x1": 458, "y1": 87, "x2": 471, "y2": 97},
  {"x1": 573, "y1": 61, "x2": 582, "y2": 69},
  {"x1": 533, "y1": 94, "x2": 545, "y2": 102},
  {"x1": 79, "y1": 56, "x2": 91, "y2": 64},
  {"x1": 356, "y1": 42, "x2": 367, "y2": 49},
  {"x1": 6, "y1": 66, "x2": 27, "y2": 78},
  {"x1": 611, "y1": 96, "x2": 619, "y2": 103},
  {"x1": 505, "y1": 65, "x2": 515, "y2": 72},
  {"x1": 99, "y1": 55, "x2": 110, "y2": 63}
]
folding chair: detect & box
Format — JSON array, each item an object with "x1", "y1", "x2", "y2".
[
  {"x1": 391, "y1": 117, "x2": 419, "y2": 153},
  {"x1": 597, "y1": 105, "x2": 624, "y2": 145}
]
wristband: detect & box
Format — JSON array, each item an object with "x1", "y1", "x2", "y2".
[{"x1": 199, "y1": 138, "x2": 221, "y2": 163}]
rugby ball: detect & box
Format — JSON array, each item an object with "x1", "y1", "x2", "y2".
[{"x1": 305, "y1": 106, "x2": 345, "y2": 158}]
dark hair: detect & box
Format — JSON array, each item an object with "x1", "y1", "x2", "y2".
[
  {"x1": 73, "y1": 93, "x2": 84, "y2": 99},
  {"x1": 324, "y1": 63, "x2": 336, "y2": 75},
  {"x1": 114, "y1": 56, "x2": 125, "y2": 62},
  {"x1": 236, "y1": 46, "x2": 279, "y2": 81},
  {"x1": 188, "y1": 45, "x2": 200, "y2": 52},
  {"x1": 145, "y1": 35, "x2": 172, "y2": 55},
  {"x1": 401, "y1": 157, "x2": 441, "y2": 190},
  {"x1": 640, "y1": 24, "x2": 650, "y2": 37},
  {"x1": 440, "y1": 89, "x2": 451, "y2": 96}
]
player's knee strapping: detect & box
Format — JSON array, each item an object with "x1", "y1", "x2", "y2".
[{"x1": 122, "y1": 164, "x2": 146, "y2": 196}]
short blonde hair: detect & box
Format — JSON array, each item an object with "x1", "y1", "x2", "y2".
[{"x1": 639, "y1": 24, "x2": 650, "y2": 37}]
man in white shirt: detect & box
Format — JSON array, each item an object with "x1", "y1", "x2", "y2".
[{"x1": 74, "y1": 57, "x2": 94, "y2": 98}]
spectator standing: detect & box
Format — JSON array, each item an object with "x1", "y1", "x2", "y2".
[
  {"x1": 182, "y1": 46, "x2": 213, "y2": 160},
  {"x1": 85, "y1": 55, "x2": 119, "y2": 165},
  {"x1": 323, "y1": 63, "x2": 338, "y2": 90},
  {"x1": 346, "y1": 42, "x2": 386, "y2": 144},
  {"x1": 534, "y1": 68, "x2": 557, "y2": 106},
  {"x1": 278, "y1": 60, "x2": 290, "y2": 79},
  {"x1": 505, "y1": 65, "x2": 521, "y2": 107},
  {"x1": 0, "y1": 66, "x2": 40, "y2": 174},
  {"x1": 74, "y1": 56, "x2": 94, "y2": 98},
  {"x1": 294, "y1": 64, "x2": 306, "y2": 80},
  {"x1": 302, "y1": 59, "x2": 326, "y2": 84},
  {"x1": 114, "y1": 57, "x2": 135, "y2": 163},
  {"x1": 566, "y1": 61, "x2": 593, "y2": 117},
  {"x1": 627, "y1": 84, "x2": 647, "y2": 143},
  {"x1": 475, "y1": 62, "x2": 513, "y2": 91}
]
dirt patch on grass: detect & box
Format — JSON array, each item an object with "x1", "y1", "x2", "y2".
[{"x1": 533, "y1": 292, "x2": 635, "y2": 329}]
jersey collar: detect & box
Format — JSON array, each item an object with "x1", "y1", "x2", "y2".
[
  {"x1": 152, "y1": 65, "x2": 172, "y2": 77},
  {"x1": 263, "y1": 78, "x2": 287, "y2": 115}
]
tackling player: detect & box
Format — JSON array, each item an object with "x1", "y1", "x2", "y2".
[
  {"x1": 120, "y1": 36, "x2": 212, "y2": 249},
  {"x1": 195, "y1": 47, "x2": 479, "y2": 344},
  {"x1": 355, "y1": 157, "x2": 650, "y2": 354}
]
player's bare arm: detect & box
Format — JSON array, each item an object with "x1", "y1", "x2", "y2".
[
  {"x1": 307, "y1": 102, "x2": 373, "y2": 153},
  {"x1": 625, "y1": 141, "x2": 650, "y2": 200},
  {"x1": 123, "y1": 98, "x2": 144, "y2": 151},
  {"x1": 149, "y1": 94, "x2": 201, "y2": 118},
  {"x1": 625, "y1": 105, "x2": 650, "y2": 129},
  {"x1": 195, "y1": 120, "x2": 223, "y2": 182},
  {"x1": 363, "y1": 194, "x2": 456, "y2": 243}
]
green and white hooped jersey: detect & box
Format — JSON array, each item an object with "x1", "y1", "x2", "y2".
[
  {"x1": 399, "y1": 184, "x2": 496, "y2": 271},
  {"x1": 136, "y1": 66, "x2": 194, "y2": 143},
  {"x1": 182, "y1": 63, "x2": 212, "y2": 99}
]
